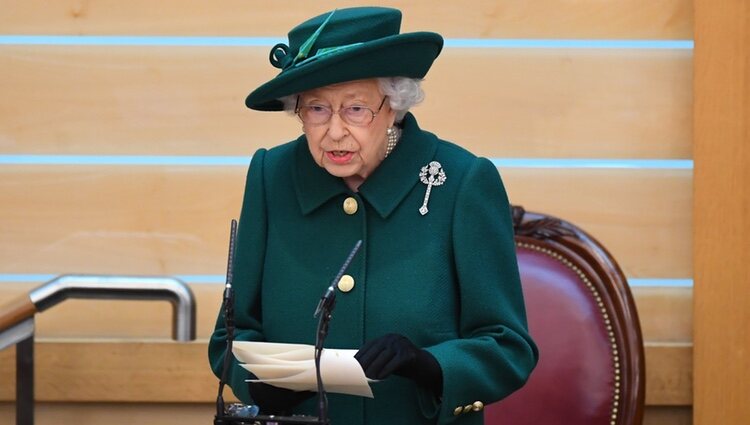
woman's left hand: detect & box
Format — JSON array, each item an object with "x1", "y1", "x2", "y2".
[{"x1": 355, "y1": 333, "x2": 443, "y2": 395}]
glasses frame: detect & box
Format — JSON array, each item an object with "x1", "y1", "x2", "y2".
[{"x1": 295, "y1": 96, "x2": 388, "y2": 127}]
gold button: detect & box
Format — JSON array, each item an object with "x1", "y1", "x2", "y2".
[
  {"x1": 463, "y1": 405, "x2": 473, "y2": 414},
  {"x1": 453, "y1": 407, "x2": 463, "y2": 416},
  {"x1": 472, "y1": 401, "x2": 484, "y2": 412},
  {"x1": 337, "y1": 275, "x2": 355, "y2": 292},
  {"x1": 343, "y1": 197, "x2": 358, "y2": 215}
]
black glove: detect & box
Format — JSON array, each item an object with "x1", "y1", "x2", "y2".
[
  {"x1": 354, "y1": 333, "x2": 443, "y2": 396},
  {"x1": 248, "y1": 382, "x2": 314, "y2": 415}
]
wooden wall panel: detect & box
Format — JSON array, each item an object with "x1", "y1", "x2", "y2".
[
  {"x1": 0, "y1": 166, "x2": 244, "y2": 276},
  {"x1": 0, "y1": 342, "x2": 216, "y2": 402},
  {"x1": 0, "y1": 403, "x2": 220, "y2": 425},
  {"x1": 693, "y1": 0, "x2": 750, "y2": 424},
  {"x1": 632, "y1": 286, "x2": 692, "y2": 342},
  {"x1": 0, "y1": 166, "x2": 691, "y2": 278},
  {"x1": 646, "y1": 343, "x2": 693, "y2": 405},
  {"x1": 644, "y1": 407, "x2": 692, "y2": 425},
  {"x1": 503, "y1": 168, "x2": 692, "y2": 278},
  {"x1": 0, "y1": 46, "x2": 692, "y2": 159},
  {"x1": 422, "y1": 49, "x2": 692, "y2": 159},
  {"x1": 0, "y1": 0, "x2": 693, "y2": 39}
]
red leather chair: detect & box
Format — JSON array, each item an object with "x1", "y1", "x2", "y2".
[{"x1": 485, "y1": 206, "x2": 645, "y2": 425}]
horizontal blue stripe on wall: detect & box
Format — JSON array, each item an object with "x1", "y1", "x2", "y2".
[
  {"x1": 0, "y1": 35, "x2": 285, "y2": 46},
  {"x1": 445, "y1": 39, "x2": 693, "y2": 49},
  {"x1": 490, "y1": 158, "x2": 693, "y2": 169},
  {"x1": 0, "y1": 274, "x2": 693, "y2": 287},
  {"x1": 0, "y1": 154, "x2": 251, "y2": 166},
  {"x1": 0, "y1": 35, "x2": 694, "y2": 50},
  {"x1": 0, "y1": 155, "x2": 693, "y2": 169}
]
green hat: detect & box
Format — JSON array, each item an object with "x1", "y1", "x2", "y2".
[{"x1": 245, "y1": 7, "x2": 444, "y2": 111}]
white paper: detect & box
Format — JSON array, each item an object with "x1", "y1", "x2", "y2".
[{"x1": 233, "y1": 341, "x2": 374, "y2": 398}]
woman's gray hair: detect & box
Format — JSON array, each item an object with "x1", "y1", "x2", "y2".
[
  {"x1": 279, "y1": 77, "x2": 424, "y2": 122},
  {"x1": 377, "y1": 77, "x2": 424, "y2": 121},
  {"x1": 280, "y1": 94, "x2": 300, "y2": 115}
]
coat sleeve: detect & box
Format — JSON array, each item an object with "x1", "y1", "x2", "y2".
[
  {"x1": 208, "y1": 148, "x2": 269, "y2": 404},
  {"x1": 424, "y1": 157, "x2": 538, "y2": 424}
]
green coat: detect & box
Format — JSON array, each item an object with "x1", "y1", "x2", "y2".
[{"x1": 209, "y1": 113, "x2": 537, "y2": 425}]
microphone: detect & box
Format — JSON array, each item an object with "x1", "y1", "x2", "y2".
[
  {"x1": 314, "y1": 240, "x2": 362, "y2": 318},
  {"x1": 216, "y1": 219, "x2": 238, "y2": 424},
  {"x1": 313, "y1": 284, "x2": 336, "y2": 320}
]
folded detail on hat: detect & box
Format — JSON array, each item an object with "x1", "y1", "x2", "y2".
[
  {"x1": 270, "y1": 43, "x2": 292, "y2": 69},
  {"x1": 271, "y1": 41, "x2": 365, "y2": 70},
  {"x1": 293, "y1": 9, "x2": 337, "y2": 66},
  {"x1": 270, "y1": 9, "x2": 339, "y2": 70},
  {"x1": 294, "y1": 43, "x2": 365, "y2": 68}
]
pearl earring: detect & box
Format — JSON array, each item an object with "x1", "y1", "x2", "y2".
[{"x1": 385, "y1": 126, "x2": 401, "y2": 158}]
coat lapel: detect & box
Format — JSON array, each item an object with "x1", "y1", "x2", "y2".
[{"x1": 359, "y1": 113, "x2": 438, "y2": 219}]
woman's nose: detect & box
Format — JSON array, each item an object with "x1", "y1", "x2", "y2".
[{"x1": 327, "y1": 112, "x2": 349, "y2": 140}]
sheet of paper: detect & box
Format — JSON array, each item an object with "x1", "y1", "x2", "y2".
[{"x1": 233, "y1": 341, "x2": 373, "y2": 398}]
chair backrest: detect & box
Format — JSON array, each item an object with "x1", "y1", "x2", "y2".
[{"x1": 485, "y1": 206, "x2": 645, "y2": 425}]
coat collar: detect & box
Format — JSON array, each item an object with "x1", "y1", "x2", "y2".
[{"x1": 294, "y1": 113, "x2": 438, "y2": 218}]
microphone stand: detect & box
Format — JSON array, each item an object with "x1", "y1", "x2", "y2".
[
  {"x1": 214, "y1": 219, "x2": 238, "y2": 425},
  {"x1": 213, "y1": 225, "x2": 362, "y2": 425},
  {"x1": 313, "y1": 240, "x2": 362, "y2": 424}
]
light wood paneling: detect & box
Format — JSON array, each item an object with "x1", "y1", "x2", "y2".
[
  {"x1": 646, "y1": 343, "x2": 693, "y2": 405},
  {"x1": 0, "y1": 0, "x2": 693, "y2": 39},
  {"x1": 0, "y1": 341, "x2": 691, "y2": 405},
  {"x1": 643, "y1": 407, "x2": 692, "y2": 425},
  {"x1": 0, "y1": 166, "x2": 691, "y2": 278},
  {"x1": 632, "y1": 286, "x2": 692, "y2": 342},
  {"x1": 693, "y1": 1, "x2": 750, "y2": 424},
  {"x1": 0, "y1": 403, "x2": 697, "y2": 425},
  {"x1": 0, "y1": 284, "x2": 692, "y2": 342},
  {"x1": 0, "y1": 341, "x2": 217, "y2": 402},
  {"x1": 0, "y1": 403, "x2": 220, "y2": 425},
  {"x1": 423, "y1": 48, "x2": 692, "y2": 159},
  {"x1": 0, "y1": 46, "x2": 692, "y2": 159},
  {"x1": 503, "y1": 168, "x2": 692, "y2": 278},
  {"x1": 0, "y1": 166, "x2": 244, "y2": 276}
]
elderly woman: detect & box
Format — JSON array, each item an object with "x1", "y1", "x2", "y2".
[{"x1": 209, "y1": 7, "x2": 537, "y2": 425}]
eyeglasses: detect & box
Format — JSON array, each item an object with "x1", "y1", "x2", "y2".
[{"x1": 296, "y1": 96, "x2": 387, "y2": 127}]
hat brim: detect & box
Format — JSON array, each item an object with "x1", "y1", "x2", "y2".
[{"x1": 245, "y1": 32, "x2": 443, "y2": 111}]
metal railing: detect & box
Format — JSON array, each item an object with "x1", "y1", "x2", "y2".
[{"x1": 0, "y1": 274, "x2": 197, "y2": 425}]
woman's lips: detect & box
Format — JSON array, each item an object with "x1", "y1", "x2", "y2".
[{"x1": 326, "y1": 150, "x2": 355, "y2": 164}]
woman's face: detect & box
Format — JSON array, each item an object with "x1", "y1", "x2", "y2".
[{"x1": 299, "y1": 79, "x2": 396, "y2": 190}]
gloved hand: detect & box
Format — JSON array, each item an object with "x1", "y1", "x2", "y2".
[
  {"x1": 248, "y1": 382, "x2": 314, "y2": 415},
  {"x1": 354, "y1": 333, "x2": 443, "y2": 396}
]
